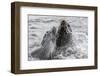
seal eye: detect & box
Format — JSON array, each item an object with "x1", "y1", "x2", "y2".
[{"x1": 67, "y1": 24, "x2": 70, "y2": 27}]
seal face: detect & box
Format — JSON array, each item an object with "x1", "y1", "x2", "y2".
[{"x1": 56, "y1": 20, "x2": 72, "y2": 48}]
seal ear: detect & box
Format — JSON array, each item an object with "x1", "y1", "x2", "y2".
[{"x1": 67, "y1": 24, "x2": 72, "y2": 32}]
